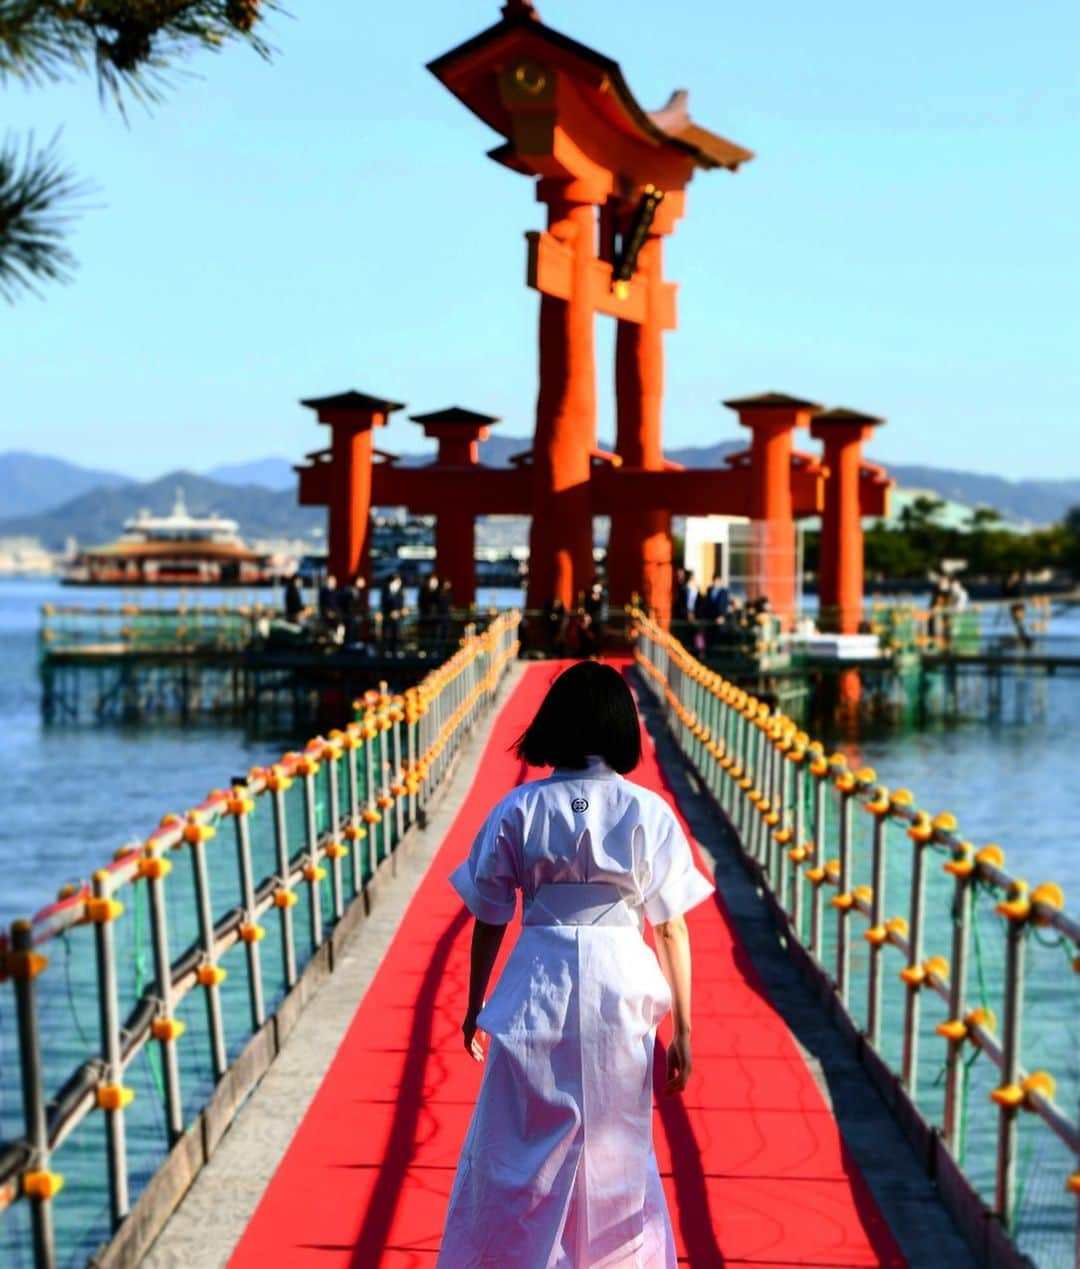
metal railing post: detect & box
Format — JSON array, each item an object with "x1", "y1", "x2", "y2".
[
  {"x1": 776, "y1": 740, "x2": 791, "y2": 910},
  {"x1": 189, "y1": 827, "x2": 228, "y2": 1082},
  {"x1": 271, "y1": 783, "x2": 297, "y2": 989},
  {"x1": 346, "y1": 738, "x2": 363, "y2": 897},
  {"x1": 994, "y1": 914, "x2": 1027, "y2": 1228},
  {"x1": 145, "y1": 846, "x2": 184, "y2": 1144},
  {"x1": 326, "y1": 754, "x2": 345, "y2": 922},
  {"x1": 941, "y1": 862, "x2": 973, "y2": 1153},
  {"x1": 392, "y1": 705, "x2": 406, "y2": 841},
  {"x1": 768, "y1": 734, "x2": 784, "y2": 888},
  {"x1": 91, "y1": 872, "x2": 131, "y2": 1229},
  {"x1": 232, "y1": 797, "x2": 266, "y2": 1031},
  {"x1": 810, "y1": 775, "x2": 826, "y2": 962},
  {"x1": 866, "y1": 812, "x2": 889, "y2": 1049},
  {"x1": 835, "y1": 787, "x2": 853, "y2": 1007},
  {"x1": 301, "y1": 769, "x2": 323, "y2": 949},
  {"x1": 11, "y1": 919, "x2": 58, "y2": 1268},
  {"x1": 790, "y1": 758, "x2": 804, "y2": 931},
  {"x1": 406, "y1": 692, "x2": 418, "y2": 826},
  {"x1": 901, "y1": 834, "x2": 929, "y2": 1095}
]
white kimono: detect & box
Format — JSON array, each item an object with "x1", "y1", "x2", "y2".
[{"x1": 440, "y1": 756, "x2": 714, "y2": 1268}]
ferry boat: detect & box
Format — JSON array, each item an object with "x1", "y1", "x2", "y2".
[{"x1": 62, "y1": 488, "x2": 279, "y2": 587}]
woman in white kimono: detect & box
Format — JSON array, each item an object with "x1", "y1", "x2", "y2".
[{"x1": 440, "y1": 661, "x2": 714, "y2": 1268}]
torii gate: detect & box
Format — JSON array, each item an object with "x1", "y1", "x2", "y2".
[
  {"x1": 294, "y1": 3, "x2": 893, "y2": 634},
  {"x1": 427, "y1": 0, "x2": 753, "y2": 624}
]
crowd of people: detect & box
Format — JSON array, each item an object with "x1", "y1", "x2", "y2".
[
  {"x1": 278, "y1": 571, "x2": 455, "y2": 654},
  {"x1": 539, "y1": 571, "x2": 777, "y2": 661},
  {"x1": 670, "y1": 567, "x2": 776, "y2": 656},
  {"x1": 542, "y1": 578, "x2": 608, "y2": 658}
]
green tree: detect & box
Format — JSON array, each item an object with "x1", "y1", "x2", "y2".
[
  {"x1": 966, "y1": 504, "x2": 1002, "y2": 530},
  {"x1": 1, "y1": 0, "x2": 273, "y2": 301}
]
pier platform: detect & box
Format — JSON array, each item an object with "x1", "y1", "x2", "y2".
[{"x1": 145, "y1": 661, "x2": 973, "y2": 1266}]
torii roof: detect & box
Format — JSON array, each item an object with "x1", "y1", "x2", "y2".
[
  {"x1": 813, "y1": 406, "x2": 886, "y2": 427},
  {"x1": 300, "y1": 390, "x2": 405, "y2": 414},
  {"x1": 409, "y1": 406, "x2": 502, "y2": 427},
  {"x1": 723, "y1": 391, "x2": 824, "y2": 412},
  {"x1": 428, "y1": 4, "x2": 753, "y2": 173}
]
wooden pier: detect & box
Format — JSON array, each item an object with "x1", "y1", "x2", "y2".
[{"x1": 38, "y1": 604, "x2": 492, "y2": 726}]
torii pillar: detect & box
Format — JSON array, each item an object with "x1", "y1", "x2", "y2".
[
  {"x1": 408, "y1": 406, "x2": 501, "y2": 605},
  {"x1": 811, "y1": 407, "x2": 885, "y2": 633},
  {"x1": 609, "y1": 195, "x2": 681, "y2": 624},
  {"x1": 300, "y1": 391, "x2": 404, "y2": 582},
  {"x1": 725, "y1": 392, "x2": 822, "y2": 629},
  {"x1": 530, "y1": 176, "x2": 604, "y2": 610}
]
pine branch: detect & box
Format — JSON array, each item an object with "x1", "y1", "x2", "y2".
[
  {"x1": 0, "y1": 1, "x2": 278, "y2": 301},
  {"x1": 0, "y1": 2, "x2": 275, "y2": 101},
  {"x1": 0, "y1": 133, "x2": 86, "y2": 301}
]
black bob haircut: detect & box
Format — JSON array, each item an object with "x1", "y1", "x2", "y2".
[{"x1": 514, "y1": 661, "x2": 642, "y2": 773}]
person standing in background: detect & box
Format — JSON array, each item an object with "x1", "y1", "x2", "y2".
[
  {"x1": 284, "y1": 574, "x2": 306, "y2": 627},
  {"x1": 543, "y1": 596, "x2": 568, "y2": 657},
  {"x1": 340, "y1": 573, "x2": 369, "y2": 646},
  {"x1": 436, "y1": 578, "x2": 454, "y2": 649},
  {"x1": 418, "y1": 573, "x2": 441, "y2": 648},
  {"x1": 381, "y1": 573, "x2": 406, "y2": 654},
  {"x1": 671, "y1": 568, "x2": 689, "y2": 622},
  {"x1": 319, "y1": 573, "x2": 342, "y2": 642}
]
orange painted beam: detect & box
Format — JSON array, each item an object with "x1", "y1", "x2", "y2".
[
  {"x1": 371, "y1": 465, "x2": 533, "y2": 515},
  {"x1": 527, "y1": 231, "x2": 677, "y2": 328}
]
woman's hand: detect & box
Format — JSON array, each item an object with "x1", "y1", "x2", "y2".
[
  {"x1": 664, "y1": 1030, "x2": 692, "y2": 1097},
  {"x1": 462, "y1": 1011, "x2": 485, "y2": 1062}
]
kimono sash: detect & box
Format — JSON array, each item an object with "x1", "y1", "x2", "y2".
[{"x1": 522, "y1": 881, "x2": 638, "y2": 929}]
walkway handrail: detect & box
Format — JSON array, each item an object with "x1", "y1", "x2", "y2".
[
  {"x1": 632, "y1": 609, "x2": 1079, "y2": 1262},
  {"x1": 0, "y1": 612, "x2": 520, "y2": 1268}
]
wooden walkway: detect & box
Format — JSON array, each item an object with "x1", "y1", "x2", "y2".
[{"x1": 227, "y1": 662, "x2": 912, "y2": 1266}]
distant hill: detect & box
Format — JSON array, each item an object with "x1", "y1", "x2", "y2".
[
  {"x1": 874, "y1": 463, "x2": 1080, "y2": 526},
  {"x1": 0, "y1": 471, "x2": 323, "y2": 551},
  {"x1": 206, "y1": 457, "x2": 298, "y2": 490},
  {"x1": 0, "y1": 451, "x2": 132, "y2": 518}
]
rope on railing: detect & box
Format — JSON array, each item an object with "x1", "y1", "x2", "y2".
[
  {"x1": 0, "y1": 612, "x2": 520, "y2": 1269},
  {"x1": 631, "y1": 609, "x2": 1079, "y2": 1259}
]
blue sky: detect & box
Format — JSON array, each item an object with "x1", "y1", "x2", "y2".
[{"x1": 2, "y1": 0, "x2": 1077, "y2": 480}]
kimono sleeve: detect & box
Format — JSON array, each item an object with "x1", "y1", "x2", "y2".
[
  {"x1": 642, "y1": 804, "x2": 714, "y2": 926},
  {"x1": 448, "y1": 800, "x2": 519, "y2": 925}
]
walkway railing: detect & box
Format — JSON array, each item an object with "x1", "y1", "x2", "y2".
[
  {"x1": 0, "y1": 613, "x2": 520, "y2": 1268},
  {"x1": 872, "y1": 596, "x2": 1057, "y2": 659},
  {"x1": 633, "y1": 611, "x2": 1079, "y2": 1267}
]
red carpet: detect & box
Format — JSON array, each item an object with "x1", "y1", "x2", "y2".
[{"x1": 230, "y1": 662, "x2": 905, "y2": 1267}]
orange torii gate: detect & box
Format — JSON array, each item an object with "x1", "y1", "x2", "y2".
[{"x1": 294, "y1": 3, "x2": 893, "y2": 633}]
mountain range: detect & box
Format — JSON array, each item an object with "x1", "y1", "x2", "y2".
[
  {"x1": 0, "y1": 468, "x2": 322, "y2": 550},
  {"x1": 0, "y1": 444, "x2": 1077, "y2": 550}
]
